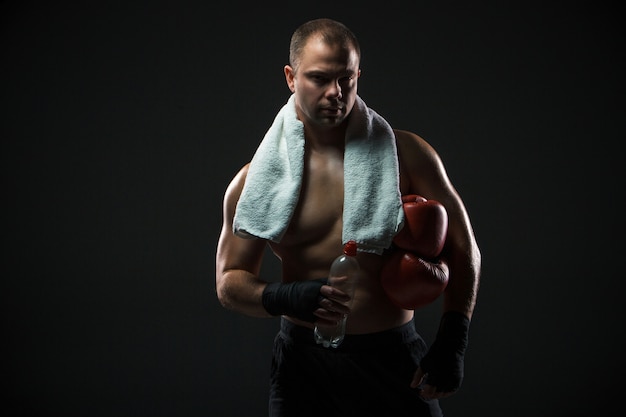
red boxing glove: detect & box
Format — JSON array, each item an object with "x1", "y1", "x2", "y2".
[
  {"x1": 392, "y1": 194, "x2": 448, "y2": 259},
  {"x1": 381, "y1": 195, "x2": 450, "y2": 310},
  {"x1": 381, "y1": 250, "x2": 449, "y2": 309}
]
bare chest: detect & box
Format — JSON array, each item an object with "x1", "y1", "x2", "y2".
[{"x1": 282, "y1": 152, "x2": 344, "y2": 245}]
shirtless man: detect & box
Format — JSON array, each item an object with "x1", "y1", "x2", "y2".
[{"x1": 216, "y1": 18, "x2": 481, "y2": 417}]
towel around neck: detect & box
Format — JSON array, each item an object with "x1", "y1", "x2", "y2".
[{"x1": 233, "y1": 94, "x2": 404, "y2": 255}]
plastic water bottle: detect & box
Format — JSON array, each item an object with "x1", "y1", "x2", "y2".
[{"x1": 314, "y1": 240, "x2": 360, "y2": 348}]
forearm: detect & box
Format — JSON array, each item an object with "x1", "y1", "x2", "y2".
[
  {"x1": 216, "y1": 269, "x2": 272, "y2": 318},
  {"x1": 442, "y1": 241, "x2": 481, "y2": 319},
  {"x1": 216, "y1": 268, "x2": 327, "y2": 323},
  {"x1": 415, "y1": 244, "x2": 478, "y2": 394}
]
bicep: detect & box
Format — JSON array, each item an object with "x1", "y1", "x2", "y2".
[
  {"x1": 397, "y1": 131, "x2": 481, "y2": 315},
  {"x1": 397, "y1": 131, "x2": 477, "y2": 255},
  {"x1": 215, "y1": 165, "x2": 266, "y2": 280}
]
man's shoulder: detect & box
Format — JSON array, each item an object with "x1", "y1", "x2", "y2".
[
  {"x1": 393, "y1": 129, "x2": 429, "y2": 151},
  {"x1": 224, "y1": 163, "x2": 251, "y2": 201},
  {"x1": 393, "y1": 129, "x2": 440, "y2": 169}
]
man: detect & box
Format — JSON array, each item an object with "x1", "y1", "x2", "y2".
[{"x1": 216, "y1": 18, "x2": 480, "y2": 417}]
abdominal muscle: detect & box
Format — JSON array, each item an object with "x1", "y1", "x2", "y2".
[
  {"x1": 269, "y1": 145, "x2": 414, "y2": 334},
  {"x1": 270, "y1": 236, "x2": 414, "y2": 335}
]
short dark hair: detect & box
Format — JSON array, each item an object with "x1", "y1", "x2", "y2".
[{"x1": 289, "y1": 18, "x2": 361, "y2": 72}]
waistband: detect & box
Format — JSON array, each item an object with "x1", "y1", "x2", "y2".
[{"x1": 279, "y1": 317, "x2": 420, "y2": 352}]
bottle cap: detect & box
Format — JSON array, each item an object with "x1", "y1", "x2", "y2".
[{"x1": 344, "y1": 240, "x2": 357, "y2": 256}]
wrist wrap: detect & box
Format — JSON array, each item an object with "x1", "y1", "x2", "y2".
[
  {"x1": 261, "y1": 279, "x2": 325, "y2": 322},
  {"x1": 419, "y1": 311, "x2": 470, "y2": 392}
]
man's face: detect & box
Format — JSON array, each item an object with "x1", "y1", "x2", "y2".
[{"x1": 285, "y1": 37, "x2": 361, "y2": 129}]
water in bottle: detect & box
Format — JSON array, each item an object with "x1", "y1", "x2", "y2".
[{"x1": 314, "y1": 240, "x2": 359, "y2": 348}]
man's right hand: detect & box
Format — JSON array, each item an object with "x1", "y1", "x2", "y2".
[{"x1": 262, "y1": 279, "x2": 327, "y2": 322}]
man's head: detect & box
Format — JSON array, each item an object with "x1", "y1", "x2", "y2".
[
  {"x1": 288, "y1": 18, "x2": 361, "y2": 73},
  {"x1": 284, "y1": 18, "x2": 362, "y2": 129}
]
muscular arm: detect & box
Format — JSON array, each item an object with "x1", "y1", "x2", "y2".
[
  {"x1": 396, "y1": 129, "x2": 481, "y2": 319},
  {"x1": 215, "y1": 164, "x2": 273, "y2": 317},
  {"x1": 396, "y1": 129, "x2": 481, "y2": 398},
  {"x1": 215, "y1": 164, "x2": 344, "y2": 323}
]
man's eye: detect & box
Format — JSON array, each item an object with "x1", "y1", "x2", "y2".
[
  {"x1": 338, "y1": 76, "x2": 355, "y2": 87},
  {"x1": 311, "y1": 75, "x2": 328, "y2": 84}
]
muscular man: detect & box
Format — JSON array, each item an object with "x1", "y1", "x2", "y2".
[{"x1": 216, "y1": 18, "x2": 481, "y2": 417}]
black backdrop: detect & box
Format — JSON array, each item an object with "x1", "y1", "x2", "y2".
[{"x1": 2, "y1": 1, "x2": 624, "y2": 416}]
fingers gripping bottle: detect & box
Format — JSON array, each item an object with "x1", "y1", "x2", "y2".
[{"x1": 314, "y1": 240, "x2": 360, "y2": 348}]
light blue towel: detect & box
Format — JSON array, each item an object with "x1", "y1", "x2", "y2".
[{"x1": 233, "y1": 94, "x2": 404, "y2": 255}]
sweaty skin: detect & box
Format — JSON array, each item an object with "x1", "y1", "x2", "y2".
[{"x1": 215, "y1": 34, "x2": 480, "y2": 401}]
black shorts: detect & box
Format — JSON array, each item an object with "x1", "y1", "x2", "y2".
[{"x1": 269, "y1": 318, "x2": 443, "y2": 417}]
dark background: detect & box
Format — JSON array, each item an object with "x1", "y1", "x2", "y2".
[{"x1": 2, "y1": 1, "x2": 624, "y2": 416}]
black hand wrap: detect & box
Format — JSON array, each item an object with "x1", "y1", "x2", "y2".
[
  {"x1": 419, "y1": 311, "x2": 470, "y2": 392},
  {"x1": 261, "y1": 279, "x2": 326, "y2": 322}
]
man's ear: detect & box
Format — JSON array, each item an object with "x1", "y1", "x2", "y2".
[{"x1": 284, "y1": 65, "x2": 296, "y2": 93}]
